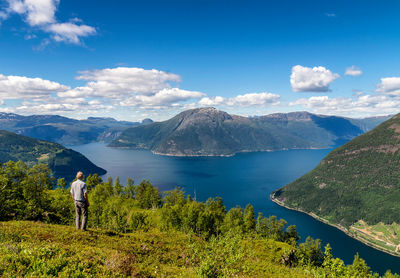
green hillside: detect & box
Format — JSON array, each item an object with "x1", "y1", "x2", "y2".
[
  {"x1": 110, "y1": 107, "x2": 388, "y2": 156},
  {"x1": 0, "y1": 161, "x2": 398, "y2": 277},
  {"x1": 0, "y1": 221, "x2": 312, "y2": 277},
  {"x1": 272, "y1": 113, "x2": 400, "y2": 255},
  {"x1": 0, "y1": 130, "x2": 105, "y2": 179}
]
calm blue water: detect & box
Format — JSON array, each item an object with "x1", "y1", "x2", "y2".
[{"x1": 72, "y1": 142, "x2": 400, "y2": 275}]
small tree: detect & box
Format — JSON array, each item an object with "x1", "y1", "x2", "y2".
[
  {"x1": 124, "y1": 177, "x2": 135, "y2": 199},
  {"x1": 114, "y1": 176, "x2": 123, "y2": 196},
  {"x1": 86, "y1": 174, "x2": 102, "y2": 192},
  {"x1": 136, "y1": 180, "x2": 161, "y2": 209},
  {"x1": 222, "y1": 206, "x2": 245, "y2": 235},
  {"x1": 243, "y1": 204, "x2": 256, "y2": 234},
  {"x1": 296, "y1": 237, "x2": 324, "y2": 267},
  {"x1": 57, "y1": 178, "x2": 67, "y2": 189},
  {"x1": 104, "y1": 177, "x2": 114, "y2": 196}
]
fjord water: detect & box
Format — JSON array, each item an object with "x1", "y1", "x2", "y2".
[{"x1": 72, "y1": 143, "x2": 400, "y2": 275}]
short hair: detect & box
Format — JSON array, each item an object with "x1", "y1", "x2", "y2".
[{"x1": 76, "y1": 171, "x2": 84, "y2": 180}]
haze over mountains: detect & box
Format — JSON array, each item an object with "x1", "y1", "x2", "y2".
[
  {"x1": 0, "y1": 112, "x2": 152, "y2": 145},
  {"x1": 110, "y1": 107, "x2": 391, "y2": 156},
  {"x1": 272, "y1": 113, "x2": 400, "y2": 255}
]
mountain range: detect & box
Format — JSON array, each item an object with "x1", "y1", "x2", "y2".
[
  {"x1": 0, "y1": 112, "x2": 152, "y2": 145},
  {"x1": 110, "y1": 107, "x2": 391, "y2": 156},
  {"x1": 0, "y1": 130, "x2": 106, "y2": 179},
  {"x1": 272, "y1": 113, "x2": 400, "y2": 256}
]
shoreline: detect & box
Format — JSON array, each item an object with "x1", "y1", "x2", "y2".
[
  {"x1": 270, "y1": 192, "x2": 400, "y2": 258},
  {"x1": 108, "y1": 146, "x2": 330, "y2": 158}
]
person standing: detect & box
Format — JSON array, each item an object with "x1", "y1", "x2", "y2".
[{"x1": 70, "y1": 171, "x2": 89, "y2": 231}]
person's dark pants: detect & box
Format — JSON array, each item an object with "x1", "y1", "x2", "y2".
[{"x1": 74, "y1": 200, "x2": 88, "y2": 230}]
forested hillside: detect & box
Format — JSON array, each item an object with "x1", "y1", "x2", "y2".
[
  {"x1": 0, "y1": 130, "x2": 105, "y2": 179},
  {"x1": 0, "y1": 161, "x2": 399, "y2": 277},
  {"x1": 272, "y1": 113, "x2": 400, "y2": 255}
]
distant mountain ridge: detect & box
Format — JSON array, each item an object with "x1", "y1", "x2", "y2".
[
  {"x1": 109, "y1": 107, "x2": 391, "y2": 156},
  {"x1": 0, "y1": 113, "x2": 153, "y2": 145},
  {"x1": 0, "y1": 130, "x2": 106, "y2": 179},
  {"x1": 271, "y1": 113, "x2": 400, "y2": 255}
]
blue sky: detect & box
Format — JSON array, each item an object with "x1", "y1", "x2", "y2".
[{"x1": 0, "y1": 0, "x2": 400, "y2": 121}]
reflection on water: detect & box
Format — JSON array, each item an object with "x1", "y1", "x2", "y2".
[{"x1": 71, "y1": 142, "x2": 400, "y2": 275}]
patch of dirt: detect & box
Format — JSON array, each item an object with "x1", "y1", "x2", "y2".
[
  {"x1": 318, "y1": 183, "x2": 327, "y2": 189},
  {"x1": 390, "y1": 124, "x2": 400, "y2": 133},
  {"x1": 38, "y1": 153, "x2": 49, "y2": 161}
]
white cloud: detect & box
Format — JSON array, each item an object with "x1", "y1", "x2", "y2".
[
  {"x1": 7, "y1": 0, "x2": 57, "y2": 26},
  {"x1": 345, "y1": 66, "x2": 363, "y2": 76},
  {"x1": 229, "y1": 92, "x2": 280, "y2": 106},
  {"x1": 0, "y1": 67, "x2": 205, "y2": 114},
  {"x1": 76, "y1": 67, "x2": 181, "y2": 95},
  {"x1": 0, "y1": 73, "x2": 69, "y2": 99},
  {"x1": 16, "y1": 103, "x2": 79, "y2": 112},
  {"x1": 376, "y1": 77, "x2": 400, "y2": 96},
  {"x1": 199, "y1": 92, "x2": 280, "y2": 107},
  {"x1": 13, "y1": 98, "x2": 114, "y2": 114},
  {"x1": 120, "y1": 88, "x2": 204, "y2": 108},
  {"x1": 198, "y1": 96, "x2": 225, "y2": 106},
  {"x1": 290, "y1": 65, "x2": 340, "y2": 92},
  {"x1": 2, "y1": 0, "x2": 96, "y2": 45},
  {"x1": 0, "y1": 68, "x2": 284, "y2": 118},
  {"x1": 45, "y1": 22, "x2": 96, "y2": 44},
  {"x1": 290, "y1": 94, "x2": 400, "y2": 116},
  {"x1": 59, "y1": 67, "x2": 184, "y2": 100}
]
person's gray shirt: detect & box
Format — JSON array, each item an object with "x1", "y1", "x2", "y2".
[{"x1": 70, "y1": 179, "x2": 87, "y2": 202}]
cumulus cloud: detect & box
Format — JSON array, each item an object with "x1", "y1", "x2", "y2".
[
  {"x1": 0, "y1": 73, "x2": 69, "y2": 99},
  {"x1": 45, "y1": 22, "x2": 96, "y2": 44},
  {"x1": 7, "y1": 0, "x2": 57, "y2": 26},
  {"x1": 58, "y1": 67, "x2": 187, "y2": 102},
  {"x1": 199, "y1": 92, "x2": 280, "y2": 107},
  {"x1": 290, "y1": 65, "x2": 340, "y2": 92},
  {"x1": 0, "y1": 67, "x2": 206, "y2": 114},
  {"x1": 72, "y1": 67, "x2": 181, "y2": 97},
  {"x1": 2, "y1": 0, "x2": 96, "y2": 45},
  {"x1": 345, "y1": 66, "x2": 363, "y2": 76},
  {"x1": 290, "y1": 94, "x2": 400, "y2": 116},
  {"x1": 198, "y1": 96, "x2": 225, "y2": 106},
  {"x1": 376, "y1": 77, "x2": 400, "y2": 96},
  {"x1": 0, "y1": 68, "x2": 284, "y2": 118},
  {"x1": 13, "y1": 101, "x2": 114, "y2": 114},
  {"x1": 120, "y1": 88, "x2": 204, "y2": 108}
]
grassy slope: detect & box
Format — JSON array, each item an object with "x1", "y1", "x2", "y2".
[
  {"x1": 272, "y1": 113, "x2": 400, "y2": 255},
  {"x1": 0, "y1": 221, "x2": 311, "y2": 278}
]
